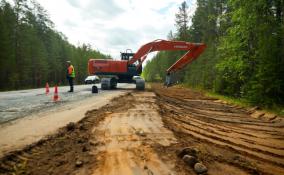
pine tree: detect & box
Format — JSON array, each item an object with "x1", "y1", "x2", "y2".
[
  {"x1": 0, "y1": 0, "x2": 108, "y2": 90},
  {"x1": 175, "y1": 1, "x2": 189, "y2": 41}
]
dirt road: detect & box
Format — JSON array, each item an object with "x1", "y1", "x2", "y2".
[
  {"x1": 91, "y1": 92, "x2": 178, "y2": 175},
  {"x1": 1, "y1": 84, "x2": 283, "y2": 175}
]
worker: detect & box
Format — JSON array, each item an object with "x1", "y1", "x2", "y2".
[
  {"x1": 66, "y1": 61, "x2": 75, "y2": 92},
  {"x1": 165, "y1": 72, "x2": 171, "y2": 87}
]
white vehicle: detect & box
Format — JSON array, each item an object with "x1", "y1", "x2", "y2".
[
  {"x1": 132, "y1": 76, "x2": 142, "y2": 80},
  {"x1": 85, "y1": 75, "x2": 100, "y2": 84}
]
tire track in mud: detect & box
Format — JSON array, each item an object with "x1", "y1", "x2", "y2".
[
  {"x1": 173, "y1": 114, "x2": 284, "y2": 152},
  {"x1": 175, "y1": 113, "x2": 284, "y2": 150},
  {"x1": 163, "y1": 103, "x2": 284, "y2": 151},
  {"x1": 169, "y1": 116, "x2": 284, "y2": 165},
  {"x1": 90, "y1": 92, "x2": 181, "y2": 175},
  {"x1": 152, "y1": 84, "x2": 284, "y2": 175},
  {"x1": 163, "y1": 96, "x2": 283, "y2": 128},
  {"x1": 163, "y1": 102, "x2": 283, "y2": 138}
]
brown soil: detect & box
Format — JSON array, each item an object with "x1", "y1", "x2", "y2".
[
  {"x1": 91, "y1": 91, "x2": 179, "y2": 175},
  {"x1": 1, "y1": 84, "x2": 284, "y2": 175},
  {"x1": 152, "y1": 84, "x2": 284, "y2": 175}
]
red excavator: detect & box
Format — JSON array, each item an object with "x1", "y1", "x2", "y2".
[{"x1": 88, "y1": 39, "x2": 206, "y2": 92}]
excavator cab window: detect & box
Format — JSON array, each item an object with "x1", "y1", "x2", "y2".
[
  {"x1": 121, "y1": 49, "x2": 134, "y2": 60},
  {"x1": 121, "y1": 52, "x2": 134, "y2": 60}
]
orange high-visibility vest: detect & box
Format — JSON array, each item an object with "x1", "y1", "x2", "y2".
[{"x1": 68, "y1": 65, "x2": 75, "y2": 78}]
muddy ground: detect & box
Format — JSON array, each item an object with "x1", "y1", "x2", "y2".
[{"x1": 0, "y1": 84, "x2": 284, "y2": 175}]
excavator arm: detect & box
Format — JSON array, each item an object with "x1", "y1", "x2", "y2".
[{"x1": 129, "y1": 39, "x2": 206, "y2": 73}]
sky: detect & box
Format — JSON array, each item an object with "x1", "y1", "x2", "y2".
[{"x1": 21, "y1": 0, "x2": 197, "y2": 59}]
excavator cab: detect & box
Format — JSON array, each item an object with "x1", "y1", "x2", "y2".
[{"x1": 121, "y1": 49, "x2": 134, "y2": 60}]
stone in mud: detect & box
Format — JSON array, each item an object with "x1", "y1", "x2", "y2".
[
  {"x1": 177, "y1": 147, "x2": 198, "y2": 158},
  {"x1": 136, "y1": 130, "x2": 146, "y2": 137},
  {"x1": 194, "y1": 162, "x2": 208, "y2": 174},
  {"x1": 75, "y1": 160, "x2": 83, "y2": 167},
  {"x1": 182, "y1": 155, "x2": 197, "y2": 167}
]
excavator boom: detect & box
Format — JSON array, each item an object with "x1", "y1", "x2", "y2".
[{"x1": 129, "y1": 39, "x2": 206, "y2": 73}]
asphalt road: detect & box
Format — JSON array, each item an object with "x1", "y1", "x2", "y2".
[
  {"x1": 0, "y1": 83, "x2": 135, "y2": 124},
  {"x1": 0, "y1": 83, "x2": 135, "y2": 156}
]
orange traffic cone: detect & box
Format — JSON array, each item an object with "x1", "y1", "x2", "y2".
[
  {"x1": 53, "y1": 85, "x2": 59, "y2": 102},
  {"x1": 45, "y1": 82, "x2": 49, "y2": 95}
]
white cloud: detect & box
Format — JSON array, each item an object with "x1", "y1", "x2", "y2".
[{"x1": 35, "y1": 0, "x2": 197, "y2": 59}]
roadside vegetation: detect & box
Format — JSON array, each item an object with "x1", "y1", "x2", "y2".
[
  {"x1": 0, "y1": 0, "x2": 108, "y2": 91},
  {"x1": 143, "y1": 0, "x2": 284, "y2": 109}
]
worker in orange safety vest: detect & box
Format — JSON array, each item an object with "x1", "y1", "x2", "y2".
[{"x1": 66, "y1": 61, "x2": 75, "y2": 92}]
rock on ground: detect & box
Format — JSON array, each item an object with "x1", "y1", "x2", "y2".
[{"x1": 194, "y1": 162, "x2": 208, "y2": 174}]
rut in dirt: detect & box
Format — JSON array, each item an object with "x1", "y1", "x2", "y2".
[
  {"x1": 90, "y1": 91, "x2": 181, "y2": 175},
  {"x1": 152, "y1": 84, "x2": 284, "y2": 175}
]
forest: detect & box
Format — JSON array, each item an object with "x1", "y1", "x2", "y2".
[
  {"x1": 0, "y1": 0, "x2": 107, "y2": 90},
  {"x1": 143, "y1": 0, "x2": 284, "y2": 107}
]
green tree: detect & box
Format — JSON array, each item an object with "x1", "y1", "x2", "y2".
[
  {"x1": 175, "y1": 1, "x2": 189, "y2": 40},
  {"x1": 144, "y1": 0, "x2": 283, "y2": 107},
  {"x1": 0, "y1": 0, "x2": 108, "y2": 90},
  {"x1": 217, "y1": 0, "x2": 284, "y2": 105}
]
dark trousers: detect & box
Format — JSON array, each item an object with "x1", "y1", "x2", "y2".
[{"x1": 68, "y1": 77, "x2": 74, "y2": 91}]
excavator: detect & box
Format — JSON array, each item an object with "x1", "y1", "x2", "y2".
[{"x1": 88, "y1": 39, "x2": 206, "y2": 92}]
